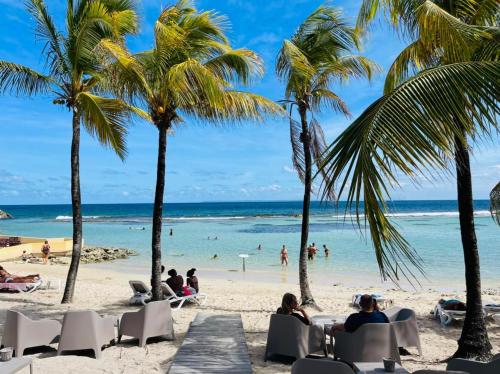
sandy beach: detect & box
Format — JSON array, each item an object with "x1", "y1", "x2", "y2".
[{"x1": 0, "y1": 261, "x2": 499, "y2": 374}]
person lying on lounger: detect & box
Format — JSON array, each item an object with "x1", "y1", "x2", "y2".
[
  {"x1": 331, "y1": 294, "x2": 389, "y2": 336},
  {"x1": 0, "y1": 265, "x2": 40, "y2": 283},
  {"x1": 276, "y1": 293, "x2": 311, "y2": 325}
]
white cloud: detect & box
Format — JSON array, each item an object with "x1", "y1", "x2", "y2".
[
  {"x1": 248, "y1": 32, "x2": 280, "y2": 46},
  {"x1": 121, "y1": 191, "x2": 130, "y2": 197},
  {"x1": 283, "y1": 165, "x2": 295, "y2": 173}
]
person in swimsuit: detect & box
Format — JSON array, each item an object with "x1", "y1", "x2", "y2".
[
  {"x1": 280, "y1": 245, "x2": 288, "y2": 266},
  {"x1": 0, "y1": 266, "x2": 39, "y2": 283},
  {"x1": 323, "y1": 244, "x2": 330, "y2": 257},
  {"x1": 41, "y1": 240, "x2": 50, "y2": 264},
  {"x1": 166, "y1": 269, "x2": 184, "y2": 296},
  {"x1": 186, "y1": 268, "x2": 199, "y2": 293},
  {"x1": 276, "y1": 293, "x2": 311, "y2": 325}
]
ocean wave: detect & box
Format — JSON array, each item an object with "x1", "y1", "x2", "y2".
[{"x1": 53, "y1": 210, "x2": 492, "y2": 222}]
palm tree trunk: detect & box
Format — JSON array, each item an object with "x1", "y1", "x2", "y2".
[
  {"x1": 453, "y1": 136, "x2": 492, "y2": 359},
  {"x1": 62, "y1": 110, "x2": 83, "y2": 304},
  {"x1": 151, "y1": 123, "x2": 168, "y2": 301},
  {"x1": 298, "y1": 104, "x2": 315, "y2": 306}
]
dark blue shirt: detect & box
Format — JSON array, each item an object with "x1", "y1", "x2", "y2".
[{"x1": 344, "y1": 310, "x2": 389, "y2": 333}]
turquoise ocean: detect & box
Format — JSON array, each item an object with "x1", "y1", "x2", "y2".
[{"x1": 0, "y1": 201, "x2": 498, "y2": 289}]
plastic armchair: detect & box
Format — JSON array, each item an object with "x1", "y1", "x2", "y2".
[
  {"x1": 384, "y1": 306, "x2": 422, "y2": 355},
  {"x1": 118, "y1": 300, "x2": 175, "y2": 347},
  {"x1": 291, "y1": 358, "x2": 355, "y2": 374},
  {"x1": 446, "y1": 353, "x2": 500, "y2": 374},
  {"x1": 1, "y1": 310, "x2": 61, "y2": 357},
  {"x1": 57, "y1": 310, "x2": 115, "y2": 359}
]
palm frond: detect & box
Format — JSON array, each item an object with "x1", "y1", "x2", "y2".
[
  {"x1": 310, "y1": 88, "x2": 350, "y2": 115},
  {"x1": 204, "y1": 48, "x2": 263, "y2": 85},
  {"x1": 0, "y1": 61, "x2": 53, "y2": 96},
  {"x1": 309, "y1": 117, "x2": 336, "y2": 200},
  {"x1": 77, "y1": 92, "x2": 130, "y2": 159},
  {"x1": 469, "y1": 0, "x2": 499, "y2": 26},
  {"x1": 319, "y1": 61, "x2": 500, "y2": 282},
  {"x1": 27, "y1": 0, "x2": 70, "y2": 77},
  {"x1": 276, "y1": 40, "x2": 314, "y2": 99},
  {"x1": 384, "y1": 39, "x2": 438, "y2": 93},
  {"x1": 416, "y1": 1, "x2": 491, "y2": 61},
  {"x1": 289, "y1": 113, "x2": 306, "y2": 183}
]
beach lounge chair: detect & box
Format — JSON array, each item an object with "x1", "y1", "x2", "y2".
[
  {"x1": 333, "y1": 323, "x2": 400, "y2": 365},
  {"x1": 57, "y1": 310, "x2": 115, "y2": 359},
  {"x1": 433, "y1": 302, "x2": 466, "y2": 327},
  {"x1": 446, "y1": 353, "x2": 500, "y2": 374},
  {"x1": 384, "y1": 306, "x2": 422, "y2": 355},
  {"x1": 1, "y1": 310, "x2": 61, "y2": 357},
  {"x1": 118, "y1": 300, "x2": 175, "y2": 347},
  {"x1": 291, "y1": 358, "x2": 354, "y2": 374},
  {"x1": 129, "y1": 280, "x2": 152, "y2": 305},
  {"x1": 0, "y1": 278, "x2": 43, "y2": 293},
  {"x1": 161, "y1": 283, "x2": 207, "y2": 310},
  {"x1": 352, "y1": 293, "x2": 392, "y2": 310},
  {"x1": 483, "y1": 303, "x2": 500, "y2": 318},
  {"x1": 264, "y1": 314, "x2": 327, "y2": 361}
]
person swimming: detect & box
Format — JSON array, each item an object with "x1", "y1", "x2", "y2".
[{"x1": 211, "y1": 254, "x2": 218, "y2": 260}]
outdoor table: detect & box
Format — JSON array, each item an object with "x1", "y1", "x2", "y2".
[
  {"x1": 354, "y1": 362, "x2": 409, "y2": 374},
  {"x1": 310, "y1": 315, "x2": 346, "y2": 352},
  {"x1": 0, "y1": 357, "x2": 33, "y2": 374}
]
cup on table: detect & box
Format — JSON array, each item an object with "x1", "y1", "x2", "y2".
[
  {"x1": 383, "y1": 357, "x2": 396, "y2": 372},
  {"x1": 0, "y1": 347, "x2": 13, "y2": 362}
]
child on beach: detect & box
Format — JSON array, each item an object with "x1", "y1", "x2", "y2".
[{"x1": 280, "y1": 245, "x2": 288, "y2": 266}]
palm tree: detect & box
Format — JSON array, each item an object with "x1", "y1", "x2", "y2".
[
  {"x1": 99, "y1": 0, "x2": 283, "y2": 301},
  {"x1": 0, "y1": 0, "x2": 139, "y2": 303},
  {"x1": 276, "y1": 5, "x2": 377, "y2": 306},
  {"x1": 320, "y1": 0, "x2": 499, "y2": 359},
  {"x1": 491, "y1": 182, "x2": 500, "y2": 225}
]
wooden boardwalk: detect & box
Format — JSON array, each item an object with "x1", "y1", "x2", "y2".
[{"x1": 168, "y1": 313, "x2": 252, "y2": 374}]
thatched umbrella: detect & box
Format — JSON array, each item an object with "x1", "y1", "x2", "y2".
[{"x1": 491, "y1": 182, "x2": 500, "y2": 225}]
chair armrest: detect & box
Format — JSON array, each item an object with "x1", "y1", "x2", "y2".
[{"x1": 98, "y1": 316, "x2": 116, "y2": 343}]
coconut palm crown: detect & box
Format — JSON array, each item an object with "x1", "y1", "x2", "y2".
[
  {"x1": 0, "y1": 0, "x2": 140, "y2": 303},
  {"x1": 276, "y1": 4, "x2": 378, "y2": 305},
  {"x1": 320, "y1": 0, "x2": 499, "y2": 359},
  {"x1": 99, "y1": 0, "x2": 283, "y2": 301}
]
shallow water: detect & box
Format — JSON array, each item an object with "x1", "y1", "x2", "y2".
[{"x1": 0, "y1": 200, "x2": 498, "y2": 289}]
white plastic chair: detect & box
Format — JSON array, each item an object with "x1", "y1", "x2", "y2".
[
  {"x1": 129, "y1": 280, "x2": 152, "y2": 305},
  {"x1": 161, "y1": 283, "x2": 207, "y2": 310}
]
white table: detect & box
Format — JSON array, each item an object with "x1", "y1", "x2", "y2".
[
  {"x1": 0, "y1": 357, "x2": 33, "y2": 374},
  {"x1": 354, "y1": 362, "x2": 409, "y2": 374},
  {"x1": 310, "y1": 315, "x2": 346, "y2": 353}
]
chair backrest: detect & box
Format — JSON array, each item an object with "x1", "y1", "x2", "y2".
[
  {"x1": 413, "y1": 371, "x2": 468, "y2": 374},
  {"x1": 2, "y1": 311, "x2": 24, "y2": 345},
  {"x1": 129, "y1": 280, "x2": 150, "y2": 294},
  {"x1": 291, "y1": 358, "x2": 354, "y2": 374},
  {"x1": 161, "y1": 283, "x2": 178, "y2": 299},
  {"x1": 395, "y1": 308, "x2": 415, "y2": 321},
  {"x1": 59, "y1": 310, "x2": 99, "y2": 351},
  {"x1": 266, "y1": 314, "x2": 309, "y2": 359},
  {"x1": 334, "y1": 323, "x2": 400, "y2": 364},
  {"x1": 143, "y1": 300, "x2": 172, "y2": 335}
]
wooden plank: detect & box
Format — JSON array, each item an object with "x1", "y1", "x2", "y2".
[{"x1": 168, "y1": 313, "x2": 252, "y2": 374}]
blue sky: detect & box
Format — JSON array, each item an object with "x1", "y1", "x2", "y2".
[{"x1": 0, "y1": 0, "x2": 498, "y2": 204}]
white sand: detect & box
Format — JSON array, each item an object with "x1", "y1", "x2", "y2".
[{"x1": 0, "y1": 261, "x2": 499, "y2": 374}]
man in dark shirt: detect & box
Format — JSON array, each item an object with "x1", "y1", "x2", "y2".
[
  {"x1": 332, "y1": 294, "x2": 389, "y2": 335},
  {"x1": 166, "y1": 268, "x2": 184, "y2": 296}
]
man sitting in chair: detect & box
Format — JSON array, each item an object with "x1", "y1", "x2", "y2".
[{"x1": 331, "y1": 294, "x2": 389, "y2": 335}]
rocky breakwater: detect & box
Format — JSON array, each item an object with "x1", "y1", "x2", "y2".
[
  {"x1": 51, "y1": 246, "x2": 138, "y2": 265},
  {"x1": 0, "y1": 210, "x2": 13, "y2": 219}
]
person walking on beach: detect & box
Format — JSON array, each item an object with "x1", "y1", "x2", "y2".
[
  {"x1": 280, "y1": 245, "x2": 288, "y2": 266},
  {"x1": 323, "y1": 244, "x2": 330, "y2": 257},
  {"x1": 41, "y1": 240, "x2": 50, "y2": 264}
]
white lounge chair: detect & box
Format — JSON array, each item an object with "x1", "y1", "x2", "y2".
[
  {"x1": 161, "y1": 283, "x2": 207, "y2": 310},
  {"x1": 352, "y1": 293, "x2": 392, "y2": 310},
  {"x1": 483, "y1": 303, "x2": 500, "y2": 318},
  {"x1": 0, "y1": 279, "x2": 43, "y2": 293},
  {"x1": 129, "y1": 280, "x2": 152, "y2": 305},
  {"x1": 434, "y1": 302, "x2": 466, "y2": 327}
]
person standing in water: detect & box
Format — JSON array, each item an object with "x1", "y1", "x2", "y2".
[
  {"x1": 323, "y1": 244, "x2": 330, "y2": 257},
  {"x1": 257, "y1": 244, "x2": 262, "y2": 251},
  {"x1": 280, "y1": 245, "x2": 288, "y2": 266},
  {"x1": 169, "y1": 228, "x2": 173, "y2": 236},
  {"x1": 41, "y1": 240, "x2": 50, "y2": 264}
]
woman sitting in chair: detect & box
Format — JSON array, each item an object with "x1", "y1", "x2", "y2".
[{"x1": 277, "y1": 293, "x2": 311, "y2": 325}]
